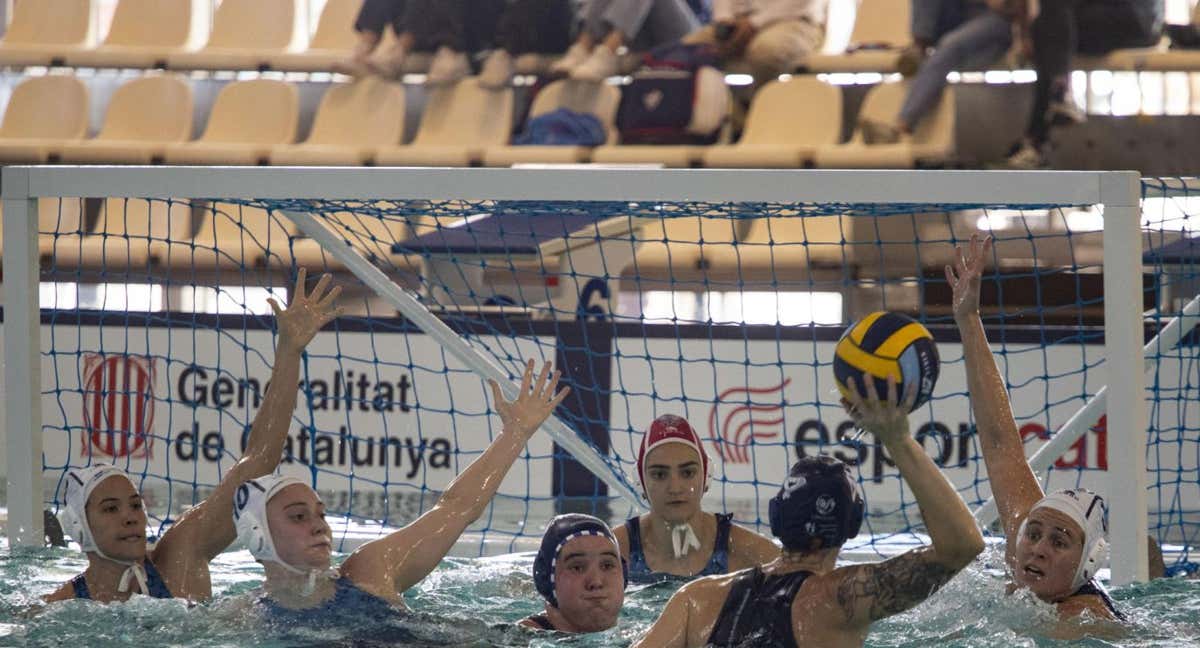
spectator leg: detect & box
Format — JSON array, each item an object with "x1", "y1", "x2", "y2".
[
  {"x1": 898, "y1": 9, "x2": 1011, "y2": 130},
  {"x1": 741, "y1": 19, "x2": 824, "y2": 83}
]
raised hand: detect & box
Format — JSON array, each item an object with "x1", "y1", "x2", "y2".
[
  {"x1": 842, "y1": 374, "x2": 915, "y2": 446},
  {"x1": 269, "y1": 268, "x2": 345, "y2": 353},
  {"x1": 945, "y1": 233, "x2": 993, "y2": 322},
  {"x1": 489, "y1": 359, "x2": 571, "y2": 439}
]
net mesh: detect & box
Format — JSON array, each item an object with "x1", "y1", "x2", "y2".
[{"x1": 11, "y1": 176, "x2": 1194, "y2": 570}]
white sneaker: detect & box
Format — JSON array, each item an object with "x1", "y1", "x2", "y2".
[
  {"x1": 549, "y1": 42, "x2": 591, "y2": 75},
  {"x1": 859, "y1": 119, "x2": 902, "y2": 145},
  {"x1": 426, "y1": 46, "x2": 470, "y2": 85},
  {"x1": 570, "y1": 46, "x2": 619, "y2": 81},
  {"x1": 1001, "y1": 140, "x2": 1048, "y2": 169},
  {"x1": 479, "y1": 49, "x2": 515, "y2": 89},
  {"x1": 1046, "y1": 99, "x2": 1086, "y2": 127}
]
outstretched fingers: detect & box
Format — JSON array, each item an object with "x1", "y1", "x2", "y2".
[{"x1": 293, "y1": 267, "x2": 309, "y2": 302}]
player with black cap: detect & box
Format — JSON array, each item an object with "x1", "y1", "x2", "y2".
[
  {"x1": 520, "y1": 514, "x2": 627, "y2": 633},
  {"x1": 633, "y1": 374, "x2": 984, "y2": 647}
]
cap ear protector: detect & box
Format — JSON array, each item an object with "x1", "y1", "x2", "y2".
[
  {"x1": 532, "y1": 514, "x2": 627, "y2": 608},
  {"x1": 233, "y1": 475, "x2": 308, "y2": 566},
  {"x1": 769, "y1": 456, "x2": 865, "y2": 551}
]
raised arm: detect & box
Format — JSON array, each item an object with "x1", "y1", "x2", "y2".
[
  {"x1": 341, "y1": 359, "x2": 569, "y2": 596},
  {"x1": 158, "y1": 269, "x2": 343, "y2": 562},
  {"x1": 830, "y1": 375, "x2": 984, "y2": 628},
  {"x1": 948, "y1": 235, "x2": 1044, "y2": 547}
]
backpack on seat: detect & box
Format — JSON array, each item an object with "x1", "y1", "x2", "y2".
[{"x1": 616, "y1": 42, "x2": 729, "y2": 145}]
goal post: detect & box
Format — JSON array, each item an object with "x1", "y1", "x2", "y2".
[{"x1": 2, "y1": 166, "x2": 1173, "y2": 585}]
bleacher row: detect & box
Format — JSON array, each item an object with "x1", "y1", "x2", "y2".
[
  {"x1": 7, "y1": 0, "x2": 1200, "y2": 77},
  {"x1": 3, "y1": 186, "x2": 1134, "y2": 294},
  {"x1": 0, "y1": 72, "x2": 952, "y2": 169},
  {"x1": 4, "y1": 0, "x2": 1200, "y2": 171}
]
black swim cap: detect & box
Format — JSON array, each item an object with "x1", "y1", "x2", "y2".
[
  {"x1": 769, "y1": 456, "x2": 865, "y2": 551},
  {"x1": 532, "y1": 514, "x2": 626, "y2": 608}
]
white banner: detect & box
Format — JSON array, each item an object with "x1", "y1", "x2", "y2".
[
  {"x1": 26, "y1": 324, "x2": 556, "y2": 502},
  {"x1": 610, "y1": 336, "x2": 1199, "y2": 519}
]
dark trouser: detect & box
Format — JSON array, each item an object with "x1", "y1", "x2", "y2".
[
  {"x1": 495, "y1": 0, "x2": 574, "y2": 55},
  {"x1": 354, "y1": 0, "x2": 404, "y2": 36},
  {"x1": 1027, "y1": 0, "x2": 1160, "y2": 145},
  {"x1": 355, "y1": 0, "x2": 505, "y2": 53}
]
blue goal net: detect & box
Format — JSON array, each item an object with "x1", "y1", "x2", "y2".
[{"x1": 9, "y1": 171, "x2": 1197, "y2": 572}]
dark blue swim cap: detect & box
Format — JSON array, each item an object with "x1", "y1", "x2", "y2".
[
  {"x1": 532, "y1": 514, "x2": 627, "y2": 608},
  {"x1": 769, "y1": 456, "x2": 865, "y2": 551}
]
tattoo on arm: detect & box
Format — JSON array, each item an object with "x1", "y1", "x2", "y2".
[{"x1": 835, "y1": 548, "x2": 959, "y2": 623}]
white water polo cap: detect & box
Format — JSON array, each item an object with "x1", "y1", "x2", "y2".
[
  {"x1": 61, "y1": 464, "x2": 152, "y2": 594},
  {"x1": 1029, "y1": 488, "x2": 1109, "y2": 591},
  {"x1": 62, "y1": 463, "x2": 138, "y2": 554},
  {"x1": 233, "y1": 474, "x2": 309, "y2": 567}
]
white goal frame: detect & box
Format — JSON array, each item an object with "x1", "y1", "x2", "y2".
[{"x1": 1, "y1": 166, "x2": 1151, "y2": 584}]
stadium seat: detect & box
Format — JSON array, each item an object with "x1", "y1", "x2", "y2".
[
  {"x1": 50, "y1": 197, "x2": 193, "y2": 270},
  {"x1": 0, "y1": 76, "x2": 90, "y2": 163},
  {"x1": 167, "y1": 0, "x2": 303, "y2": 71},
  {"x1": 590, "y1": 69, "x2": 732, "y2": 168},
  {"x1": 158, "y1": 201, "x2": 297, "y2": 270},
  {"x1": 65, "y1": 0, "x2": 206, "y2": 69},
  {"x1": 267, "y1": 0, "x2": 363, "y2": 72},
  {"x1": 482, "y1": 80, "x2": 620, "y2": 166},
  {"x1": 814, "y1": 80, "x2": 955, "y2": 169},
  {"x1": 623, "y1": 212, "x2": 752, "y2": 289},
  {"x1": 702, "y1": 213, "x2": 850, "y2": 286},
  {"x1": 374, "y1": 78, "x2": 513, "y2": 167},
  {"x1": 269, "y1": 78, "x2": 406, "y2": 166},
  {"x1": 0, "y1": 197, "x2": 88, "y2": 268},
  {"x1": 290, "y1": 206, "x2": 422, "y2": 272},
  {"x1": 702, "y1": 77, "x2": 842, "y2": 168},
  {"x1": 57, "y1": 74, "x2": 194, "y2": 165},
  {"x1": 0, "y1": 0, "x2": 95, "y2": 67},
  {"x1": 163, "y1": 79, "x2": 299, "y2": 165},
  {"x1": 798, "y1": 0, "x2": 909, "y2": 73}
]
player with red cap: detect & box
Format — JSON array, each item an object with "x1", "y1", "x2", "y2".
[{"x1": 613, "y1": 414, "x2": 778, "y2": 583}]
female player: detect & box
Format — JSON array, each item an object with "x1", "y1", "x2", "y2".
[
  {"x1": 949, "y1": 233, "x2": 1125, "y2": 637},
  {"x1": 43, "y1": 269, "x2": 343, "y2": 603},
  {"x1": 614, "y1": 415, "x2": 778, "y2": 583},
  {"x1": 234, "y1": 358, "x2": 569, "y2": 620}
]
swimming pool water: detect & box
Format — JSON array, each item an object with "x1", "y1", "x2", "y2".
[{"x1": 2, "y1": 541, "x2": 1199, "y2": 648}]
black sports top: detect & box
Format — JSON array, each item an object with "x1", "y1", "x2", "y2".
[{"x1": 706, "y1": 567, "x2": 812, "y2": 647}]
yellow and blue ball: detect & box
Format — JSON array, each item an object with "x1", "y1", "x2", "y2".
[{"x1": 833, "y1": 311, "x2": 939, "y2": 412}]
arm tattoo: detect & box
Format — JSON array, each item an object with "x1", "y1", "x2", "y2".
[{"x1": 835, "y1": 548, "x2": 959, "y2": 623}]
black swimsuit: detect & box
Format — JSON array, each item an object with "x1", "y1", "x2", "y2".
[
  {"x1": 706, "y1": 567, "x2": 812, "y2": 647},
  {"x1": 524, "y1": 613, "x2": 555, "y2": 631},
  {"x1": 1074, "y1": 579, "x2": 1126, "y2": 622}
]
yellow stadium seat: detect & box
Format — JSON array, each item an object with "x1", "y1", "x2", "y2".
[
  {"x1": 269, "y1": 78, "x2": 406, "y2": 166},
  {"x1": 158, "y1": 201, "x2": 297, "y2": 270},
  {"x1": 0, "y1": 197, "x2": 87, "y2": 269},
  {"x1": 50, "y1": 198, "x2": 193, "y2": 270},
  {"x1": 482, "y1": 80, "x2": 620, "y2": 166},
  {"x1": 167, "y1": 0, "x2": 303, "y2": 71},
  {"x1": 57, "y1": 74, "x2": 194, "y2": 164},
  {"x1": 0, "y1": 0, "x2": 95, "y2": 67},
  {"x1": 702, "y1": 213, "x2": 850, "y2": 285},
  {"x1": 623, "y1": 212, "x2": 751, "y2": 289},
  {"x1": 268, "y1": 0, "x2": 363, "y2": 72},
  {"x1": 290, "y1": 207, "x2": 420, "y2": 272},
  {"x1": 163, "y1": 79, "x2": 299, "y2": 165},
  {"x1": 798, "y1": 0, "x2": 909, "y2": 73},
  {"x1": 0, "y1": 76, "x2": 90, "y2": 163},
  {"x1": 814, "y1": 80, "x2": 955, "y2": 169},
  {"x1": 66, "y1": 0, "x2": 207, "y2": 69},
  {"x1": 702, "y1": 77, "x2": 842, "y2": 168},
  {"x1": 591, "y1": 69, "x2": 732, "y2": 168},
  {"x1": 374, "y1": 78, "x2": 513, "y2": 167}
]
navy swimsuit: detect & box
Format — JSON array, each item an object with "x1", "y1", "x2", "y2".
[
  {"x1": 72, "y1": 560, "x2": 173, "y2": 599},
  {"x1": 1074, "y1": 579, "x2": 1126, "y2": 621},
  {"x1": 625, "y1": 513, "x2": 733, "y2": 584},
  {"x1": 707, "y1": 566, "x2": 812, "y2": 647}
]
